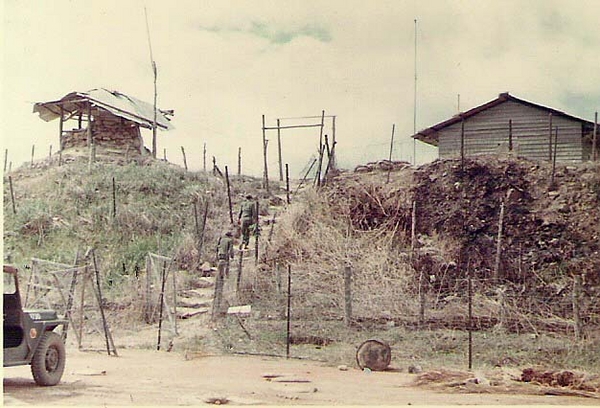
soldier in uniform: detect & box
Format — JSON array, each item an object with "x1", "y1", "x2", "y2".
[
  {"x1": 237, "y1": 194, "x2": 256, "y2": 250},
  {"x1": 216, "y1": 230, "x2": 234, "y2": 276}
]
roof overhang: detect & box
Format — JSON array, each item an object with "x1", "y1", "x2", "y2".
[{"x1": 33, "y1": 88, "x2": 174, "y2": 131}]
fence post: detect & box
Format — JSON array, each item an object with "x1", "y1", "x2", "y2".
[
  {"x1": 344, "y1": 264, "x2": 352, "y2": 326},
  {"x1": 181, "y1": 146, "x2": 188, "y2": 171},
  {"x1": 236, "y1": 250, "x2": 243, "y2": 297},
  {"x1": 9, "y1": 176, "x2": 17, "y2": 214},
  {"x1": 286, "y1": 264, "x2": 292, "y2": 359},
  {"x1": 468, "y1": 266, "x2": 473, "y2": 370},
  {"x1": 573, "y1": 274, "x2": 582, "y2": 340},
  {"x1": 3, "y1": 148, "x2": 7, "y2": 173},
  {"x1": 212, "y1": 261, "x2": 226, "y2": 321},
  {"x1": 112, "y1": 177, "x2": 117, "y2": 219},
  {"x1": 225, "y1": 166, "x2": 233, "y2": 223},
  {"x1": 237, "y1": 147, "x2": 242, "y2": 175},
  {"x1": 285, "y1": 163, "x2": 290, "y2": 204}
]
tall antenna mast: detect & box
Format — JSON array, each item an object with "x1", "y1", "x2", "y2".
[
  {"x1": 413, "y1": 19, "x2": 418, "y2": 165},
  {"x1": 144, "y1": 6, "x2": 158, "y2": 159}
]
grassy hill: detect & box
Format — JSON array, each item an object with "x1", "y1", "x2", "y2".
[{"x1": 4, "y1": 153, "x2": 600, "y2": 375}]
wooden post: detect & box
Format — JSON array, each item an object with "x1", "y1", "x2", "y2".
[
  {"x1": 468, "y1": 265, "x2": 473, "y2": 370},
  {"x1": 78, "y1": 269, "x2": 87, "y2": 349},
  {"x1": 493, "y1": 200, "x2": 505, "y2": 282},
  {"x1": 163, "y1": 148, "x2": 167, "y2": 162},
  {"x1": 573, "y1": 274, "x2": 582, "y2": 340},
  {"x1": 203, "y1": 142, "x2": 207, "y2": 172},
  {"x1": 92, "y1": 251, "x2": 114, "y2": 356},
  {"x1": 344, "y1": 264, "x2": 352, "y2": 326},
  {"x1": 551, "y1": 126, "x2": 558, "y2": 185},
  {"x1": 59, "y1": 107, "x2": 64, "y2": 150},
  {"x1": 49, "y1": 145, "x2": 52, "y2": 161},
  {"x1": 275, "y1": 263, "x2": 282, "y2": 295},
  {"x1": 31, "y1": 145, "x2": 35, "y2": 167},
  {"x1": 157, "y1": 261, "x2": 167, "y2": 348},
  {"x1": 508, "y1": 120, "x2": 513, "y2": 152},
  {"x1": 9, "y1": 176, "x2": 16, "y2": 214},
  {"x1": 237, "y1": 147, "x2": 241, "y2": 175},
  {"x1": 593, "y1": 112, "x2": 598, "y2": 161},
  {"x1": 548, "y1": 113, "x2": 553, "y2": 161},
  {"x1": 225, "y1": 166, "x2": 233, "y2": 223},
  {"x1": 277, "y1": 119, "x2": 283, "y2": 181},
  {"x1": 212, "y1": 261, "x2": 226, "y2": 321},
  {"x1": 236, "y1": 250, "x2": 243, "y2": 296},
  {"x1": 181, "y1": 146, "x2": 188, "y2": 171},
  {"x1": 3, "y1": 149, "x2": 7, "y2": 173},
  {"x1": 112, "y1": 177, "x2": 117, "y2": 219},
  {"x1": 87, "y1": 104, "x2": 93, "y2": 148},
  {"x1": 286, "y1": 264, "x2": 292, "y2": 359},
  {"x1": 315, "y1": 110, "x2": 326, "y2": 187},
  {"x1": 267, "y1": 212, "x2": 276, "y2": 243},
  {"x1": 254, "y1": 201, "x2": 260, "y2": 265},
  {"x1": 212, "y1": 156, "x2": 217, "y2": 176},
  {"x1": 199, "y1": 200, "x2": 209, "y2": 255},
  {"x1": 285, "y1": 163, "x2": 290, "y2": 204},
  {"x1": 460, "y1": 117, "x2": 465, "y2": 171},
  {"x1": 386, "y1": 124, "x2": 396, "y2": 183},
  {"x1": 172, "y1": 267, "x2": 178, "y2": 335},
  {"x1": 331, "y1": 115, "x2": 336, "y2": 170},
  {"x1": 410, "y1": 200, "x2": 417, "y2": 263},
  {"x1": 262, "y1": 115, "x2": 270, "y2": 193}
]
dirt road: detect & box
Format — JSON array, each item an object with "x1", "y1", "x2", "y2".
[{"x1": 4, "y1": 347, "x2": 597, "y2": 406}]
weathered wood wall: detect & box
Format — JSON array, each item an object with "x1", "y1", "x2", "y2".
[
  {"x1": 438, "y1": 100, "x2": 584, "y2": 162},
  {"x1": 61, "y1": 111, "x2": 144, "y2": 154}
]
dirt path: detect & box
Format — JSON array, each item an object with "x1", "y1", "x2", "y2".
[{"x1": 4, "y1": 346, "x2": 598, "y2": 406}]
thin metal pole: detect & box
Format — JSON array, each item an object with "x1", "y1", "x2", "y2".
[
  {"x1": 157, "y1": 260, "x2": 167, "y2": 350},
  {"x1": 277, "y1": 119, "x2": 283, "y2": 181},
  {"x1": 225, "y1": 166, "x2": 233, "y2": 223},
  {"x1": 413, "y1": 18, "x2": 418, "y2": 165},
  {"x1": 386, "y1": 124, "x2": 396, "y2": 183},
  {"x1": 112, "y1": 177, "x2": 117, "y2": 219},
  {"x1": 145, "y1": 6, "x2": 158, "y2": 159},
  {"x1": 593, "y1": 112, "x2": 598, "y2": 161},
  {"x1": 286, "y1": 264, "x2": 292, "y2": 359},
  {"x1": 285, "y1": 163, "x2": 290, "y2": 204}
]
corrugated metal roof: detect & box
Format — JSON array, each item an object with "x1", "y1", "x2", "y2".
[
  {"x1": 413, "y1": 92, "x2": 594, "y2": 146},
  {"x1": 33, "y1": 88, "x2": 174, "y2": 131}
]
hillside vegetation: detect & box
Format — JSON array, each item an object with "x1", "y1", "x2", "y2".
[{"x1": 4, "y1": 153, "x2": 600, "y2": 377}]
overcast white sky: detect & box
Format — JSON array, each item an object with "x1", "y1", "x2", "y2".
[{"x1": 1, "y1": 0, "x2": 599, "y2": 177}]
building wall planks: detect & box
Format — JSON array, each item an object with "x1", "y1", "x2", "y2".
[{"x1": 438, "y1": 101, "x2": 583, "y2": 162}]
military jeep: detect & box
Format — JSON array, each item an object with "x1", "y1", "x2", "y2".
[{"x1": 3, "y1": 265, "x2": 67, "y2": 386}]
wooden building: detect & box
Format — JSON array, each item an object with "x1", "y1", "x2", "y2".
[
  {"x1": 412, "y1": 92, "x2": 598, "y2": 163},
  {"x1": 33, "y1": 88, "x2": 174, "y2": 156}
]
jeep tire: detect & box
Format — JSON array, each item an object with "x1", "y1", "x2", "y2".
[{"x1": 31, "y1": 331, "x2": 66, "y2": 386}]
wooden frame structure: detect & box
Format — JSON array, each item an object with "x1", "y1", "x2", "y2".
[{"x1": 261, "y1": 112, "x2": 337, "y2": 192}]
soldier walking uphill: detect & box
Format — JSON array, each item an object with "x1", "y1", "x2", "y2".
[
  {"x1": 213, "y1": 230, "x2": 234, "y2": 319},
  {"x1": 238, "y1": 194, "x2": 257, "y2": 250},
  {"x1": 216, "y1": 231, "x2": 234, "y2": 277}
]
